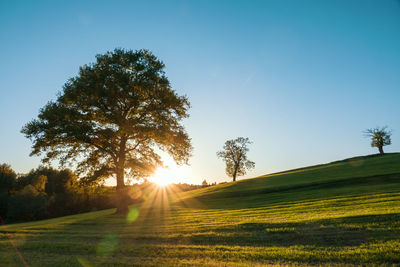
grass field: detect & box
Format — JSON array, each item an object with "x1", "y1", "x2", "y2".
[{"x1": 1, "y1": 153, "x2": 400, "y2": 266}]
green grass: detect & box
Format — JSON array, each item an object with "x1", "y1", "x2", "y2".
[{"x1": 1, "y1": 153, "x2": 400, "y2": 266}]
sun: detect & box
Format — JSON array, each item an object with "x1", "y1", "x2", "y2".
[
  {"x1": 149, "y1": 154, "x2": 194, "y2": 186},
  {"x1": 151, "y1": 168, "x2": 175, "y2": 186}
]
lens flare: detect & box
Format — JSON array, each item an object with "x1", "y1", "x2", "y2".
[{"x1": 126, "y1": 207, "x2": 139, "y2": 223}]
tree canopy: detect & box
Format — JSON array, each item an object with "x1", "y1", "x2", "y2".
[
  {"x1": 217, "y1": 137, "x2": 255, "y2": 182},
  {"x1": 0, "y1": 163, "x2": 16, "y2": 194},
  {"x1": 22, "y1": 48, "x2": 192, "y2": 213},
  {"x1": 364, "y1": 127, "x2": 392, "y2": 155}
]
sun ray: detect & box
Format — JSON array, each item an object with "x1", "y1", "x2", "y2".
[{"x1": 166, "y1": 183, "x2": 206, "y2": 209}]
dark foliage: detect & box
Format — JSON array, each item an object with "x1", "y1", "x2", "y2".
[
  {"x1": 17, "y1": 167, "x2": 77, "y2": 195},
  {"x1": 0, "y1": 163, "x2": 16, "y2": 194},
  {"x1": 2, "y1": 165, "x2": 115, "y2": 223},
  {"x1": 0, "y1": 164, "x2": 17, "y2": 218},
  {"x1": 217, "y1": 137, "x2": 255, "y2": 181},
  {"x1": 22, "y1": 48, "x2": 192, "y2": 213},
  {"x1": 7, "y1": 185, "x2": 48, "y2": 221},
  {"x1": 0, "y1": 192, "x2": 8, "y2": 218}
]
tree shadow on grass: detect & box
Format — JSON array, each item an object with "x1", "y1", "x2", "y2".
[{"x1": 189, "y1": 213, "x2": 400, "y2": 248}]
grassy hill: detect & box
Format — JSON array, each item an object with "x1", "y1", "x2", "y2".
[{"x1": 1, "y1": 153, "x2": 400, "y2": 266}]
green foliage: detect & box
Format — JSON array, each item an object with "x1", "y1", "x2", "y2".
[
  {"x1": 45, "y1": 169, "x2": 77, "y2": 195},
  {"x1": 0, "y1": 164, "x2": 17, "y2": 218},
  {"x1": 32, "y1": 175, "x2": 47, "y2": 191},
  {"x1": 21, "y1": 49, "x2": 192, "y2": 186},
  {"x1": 0, "y1": 163, "x2": 16, "y2": 193},
  {"x1": 17, "y1": 166, "x2": 78, "y2": 195},
  {"x1": 6, "y1": 167, "x2": 112, "y2": 222},
  {"x1": 7, "y1": 184, "x2": 48, "y2": 222},
  {"x1": 217, "y1": 137, "x2": 255, "y2": 181}
]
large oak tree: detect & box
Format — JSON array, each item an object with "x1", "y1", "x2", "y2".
[{"x1": 22, "y1": 49, "x2": 192, "y2": 213}]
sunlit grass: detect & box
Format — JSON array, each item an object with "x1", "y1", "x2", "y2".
[{"x1": 1, "y1": 153, "x2": 400, "y2": 266}]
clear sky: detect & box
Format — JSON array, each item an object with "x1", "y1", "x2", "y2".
[{"x1": 1, "y1": 0, "x2": 399, "y2": 185}]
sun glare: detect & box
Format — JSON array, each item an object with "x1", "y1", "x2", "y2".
[
  {"x1": 104, "y1": 154, "x2": 195, "y2": 187},
  {"x1": 150, "y1": 155, "x2": 194, "y2": 186}
]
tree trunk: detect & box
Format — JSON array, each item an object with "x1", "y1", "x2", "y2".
[
  {"x1": 378, "y1": 146, "x2": 384, "y2": 155},
  {"x1": 232, "y1": 167, "x2": 237, "y2": 182},
  {"x1": 116, "y1": 168, "x2": 129, "y2": 214},
  {"x1": 115, "y1": 138, "x2": 128, "y2": 214}
]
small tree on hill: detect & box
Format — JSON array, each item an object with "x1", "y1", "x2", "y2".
[
  {"x1": 364, "y1": 126, "x2": 392, "y2": 155},
  {"x1": 22, "y1": 48, "x2": 192, "y2": 213},
  {"x1": 217, "y1": 137, "x2": 255, "y2": 182}
]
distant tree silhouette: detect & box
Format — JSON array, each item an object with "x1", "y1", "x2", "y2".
[
  {"x1": 202, "y1": 179, "x2": 208, "y2": 187},
  {"x1": 0, "y1": 164, "x2": 17, "y2": 217},
  {"x1": 364, "y1": 127, "x2": 392, "y2": 155},
  {"x1": 0, "y1": 164, "x2": 16, "y2": 194},
  {"x1": 217, "y1": 137, "x2": 255, "y2": 182},
  {"x1": 22, "y1": 48, "x2": 192, "y2": 214}
]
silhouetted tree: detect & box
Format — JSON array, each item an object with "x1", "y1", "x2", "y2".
[
  {"x1": 217, "y1": 137, "x2": 255, "y2": 182},
  {"x1": 202, "y1": 179, "x2": 208, "y2": 187},
  {"x1": 22, "y1": 49, "x2": 192, "y2": 213},
  {"x1": 0, "y1": 164, "x2": 16, "y2": 194},
  {"x1": 0, "y1": 164, "x2": 17, "y2": 217},
  {"x1": 364, "y1": 127, "x2": 392, "y2": 155}
]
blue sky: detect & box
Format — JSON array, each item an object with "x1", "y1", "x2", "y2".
[{"x1": 1, "y1": 0, "x2": 399, "y2": 184}]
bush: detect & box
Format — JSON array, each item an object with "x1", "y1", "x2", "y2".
[
  {"x1": 0, "y1": 163, "x2": 16, "y2": 194},
  {"x1": 7, "y1": 185, "x2": 48, "y2": 222},
  {"x1": 0, "y1": 192, "x2": 8, "y2": 218}
]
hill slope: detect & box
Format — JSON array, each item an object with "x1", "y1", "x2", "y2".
[
  {"x1": 180, "y1": 153, "x2": 400, "y2": 204},
  {"x1": 1, "y1": 153, "x2": 400, "y2": 266}
]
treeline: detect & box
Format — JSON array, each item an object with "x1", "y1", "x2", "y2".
[
  {"x1": 0, "y1": 164, "x2": 216, "y2": 223},
  {"x1": 0, "y1": 164, "x2": 148, "y2": 223},
  {"x1": 171, "y1": 180, "x2": 216, "y2": 192}
]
